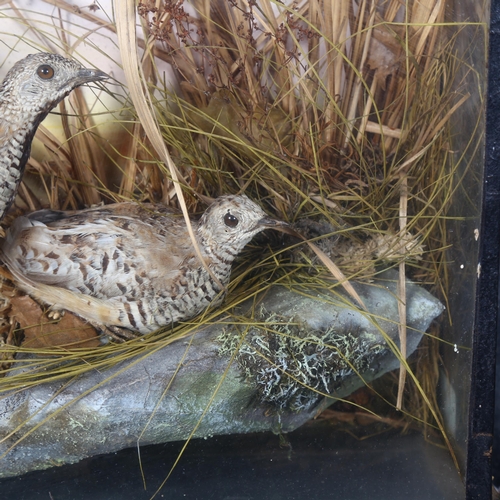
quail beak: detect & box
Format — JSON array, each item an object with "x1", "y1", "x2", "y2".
[
  {"x1": 75, "y1": 68, "x2": 109, "y2": 85},
  {"x1": 258, "y1": 217, "x2": 289, "y2": 229}
]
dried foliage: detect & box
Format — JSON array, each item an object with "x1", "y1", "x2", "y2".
[{"x1": 10, "y1": 295, "x2": 99, "y2": 348}]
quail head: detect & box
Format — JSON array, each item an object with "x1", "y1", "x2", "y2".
[{"x1": 1, "y1": 195, "x2": 287, "y2": 336}]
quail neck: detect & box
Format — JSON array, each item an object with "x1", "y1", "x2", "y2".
[
  {"x1": 0, "y1": 52, "x2": 108, "y2": 220},
  {"x1": 1, "y1": 195, "x2": 287, "y2": 335}
]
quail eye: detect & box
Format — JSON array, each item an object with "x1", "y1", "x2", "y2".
[
  {"x1": 37, "y1": 64, "x2": 55, "y2": 80},
  {"x1": 224, "y1": 212, "x2": 239, "y2": 228}
]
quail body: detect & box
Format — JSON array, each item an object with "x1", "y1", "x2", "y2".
[
  {"x1": 0, "y1": 53, "x2": 107, "y2": 220},
  {"x1": 1, "y1": 195, "x2": 285, "y2": 334}
]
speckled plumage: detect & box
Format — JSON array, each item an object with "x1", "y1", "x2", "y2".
[
  {"x1": 1, "y1": 195, "x2": 286, "y2": 335},
  {"x1": 0, "y1": 53, "x2": 107, "y2": 220}
]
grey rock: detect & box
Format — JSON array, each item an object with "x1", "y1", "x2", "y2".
[{"x1": 0, "y1": 269, "x2": 443, "y2": 478}]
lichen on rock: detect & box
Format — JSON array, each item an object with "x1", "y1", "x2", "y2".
[{"x1": 218, "y1": 310, "x2": 387, "y2": 411}]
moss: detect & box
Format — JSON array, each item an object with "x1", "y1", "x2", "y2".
[{"x1": 217, "y1": 311, "x2": 387, "y2": 411}]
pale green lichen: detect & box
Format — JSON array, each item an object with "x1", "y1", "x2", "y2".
[{"x1": 217, "y1": 311, "x2": 387, "y2": 411}]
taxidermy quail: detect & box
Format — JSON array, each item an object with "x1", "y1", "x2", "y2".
[{"x1": 1, "y1": 195, "x2": 287, "y2": 335}]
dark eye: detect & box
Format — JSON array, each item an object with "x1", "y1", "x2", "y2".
[
  {"x1": 37, "y1": 65, "x2": 55, "y2": 80},
  {"x1": 224, "y1": 212, "x2": 239, "y2": 228}
]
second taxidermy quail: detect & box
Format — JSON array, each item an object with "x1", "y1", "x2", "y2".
[{"x1": 0, "y1": 52, "x2": 108, "y2": 220}]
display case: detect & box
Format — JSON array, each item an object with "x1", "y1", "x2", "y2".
[{"x1": 0, "y1": 1, "x2": 496, "y2": 499}]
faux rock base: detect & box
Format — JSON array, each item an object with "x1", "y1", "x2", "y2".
[{"x1": 0, "y1": 270, "x2": 444, "y2": 478}]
